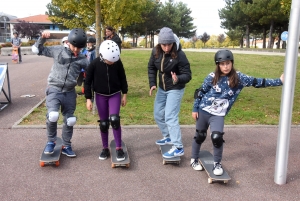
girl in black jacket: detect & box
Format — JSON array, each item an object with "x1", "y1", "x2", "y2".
[{"x1": 85, "y1": 41, "x2": 128, "y2": 161}]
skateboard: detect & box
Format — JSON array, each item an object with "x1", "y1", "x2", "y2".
[
  {"x1": 12, "y1": 48, "x2": 18, "y2": 64},
  {"x1": 159, "y1": 144, "x2": 181, "y2": 165},
  {"x1": 110, "y1": 140, "x2": 130, "y2": 168},
  {"x1": 40, "y1": 137, "x2": 63, "y2": 167},
  {"x1": 198, "y1": 150, "x2": 231, "y2": 184}
]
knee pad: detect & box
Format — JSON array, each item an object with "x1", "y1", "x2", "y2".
[
  {"x1": 194, "y1": 130, "x2": 207, "y2": 144},
  {"x1": 211, "y1": 131, "x2": 225, "y2": 148},
  {"x1": 98, "y1": 120, "x2": 110, "y2": 132},
  {"x1": 109, "y1": 114, "x2": 120, "y2": 129},
  {"x1": 48, "y1": 111, "x2": 59, "y2": 122},
  {"x1": 66, "y1": 116, "x2": 77, "y2": 126}
]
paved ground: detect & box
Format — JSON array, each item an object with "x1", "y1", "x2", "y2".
[{"x1": 1, "y1": 51, "x2": 300, "y2": 201}]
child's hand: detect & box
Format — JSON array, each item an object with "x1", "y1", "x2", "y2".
[
  {"x1": 280, "y1": 73, "x2": 284, "y2": 83},
  {"x1": 149, "y1": 86, "x2": 156, "y2": 96},
  {"x1": 121, "y1": 94, "x2": 127, "y2": 107},
  {"x1": 86, "y1": 99, "x2": 93, "y2": 111},
  {"x1": 192, "y1": 112, "x2": 198, "y2": 120},
  {"x1": 41, "y1": 31, "x2": 50, "y2": 38},
  {"x1": 171, "y1": 71, "x2": 178, "y2": 84}
]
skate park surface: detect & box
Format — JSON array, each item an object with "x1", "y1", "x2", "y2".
[{"x1": 0, "y1": 50, "x2": 300, "y2": 201}]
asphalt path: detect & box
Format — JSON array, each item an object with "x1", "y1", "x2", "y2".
[{"x1": 0, "y1": 50, "x2": 300, "y2": 201}]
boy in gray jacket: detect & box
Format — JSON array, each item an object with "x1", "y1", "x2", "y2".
[{"x1": 33, "y1": 28, "x2": 89, "y2": 157}]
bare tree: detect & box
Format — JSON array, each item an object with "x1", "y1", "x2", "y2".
[
  {"x1": 199, "y1": 32, "x2": 210, "y2": 47},
  {"x1": 13, "y1": 20, "x2": 44, "y2": 40}
]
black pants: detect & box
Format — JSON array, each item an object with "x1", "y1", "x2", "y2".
[{"x1": 18, "y1": 47, "x2": 22, "y2": 62}]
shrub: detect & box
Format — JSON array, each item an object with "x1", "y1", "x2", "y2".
[{"x1": 122, "y1": 42, "x2": 132, "y2": 49}]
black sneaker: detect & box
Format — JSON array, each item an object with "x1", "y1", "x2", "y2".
[
  {"x1": 116, "y1": 149, "x2": 125, "y2": 161},
  {"x1": 99, "y1": 148, "x2": 110, "y2": 160}
]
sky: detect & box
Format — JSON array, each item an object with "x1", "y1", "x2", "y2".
[{"x1": 1, "y1": 0, "x2": 227, "y2": 36}]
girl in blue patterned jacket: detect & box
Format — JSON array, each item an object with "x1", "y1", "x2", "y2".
[{"x1": 190, "y1": 49, "x2": 284, "y2": 176}]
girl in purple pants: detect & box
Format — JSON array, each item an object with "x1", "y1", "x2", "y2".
[{"x1": 84, "y1": 41, "x2": 128, "y2": 161}]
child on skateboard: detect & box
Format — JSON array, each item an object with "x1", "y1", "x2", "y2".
[
  {"x1": 191, "y1": 49, "x2": 284, "y2": 175},
  {"x1": 32, "y1": 28, "x2": 89, "y2": 158},
  {"x1": 84, "y1": 41, "x2": 128, "y2": 161},
  {"x1": 148, "y1": 27, "x2": 191, "y2": 158},
  {"x1": 11, "y1": 31, "x2": 22, "y2": 63}
]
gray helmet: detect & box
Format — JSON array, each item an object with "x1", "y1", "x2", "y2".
[
  {"x1": 87, "y1": 37, "x2": 96, "y2": 43},
  {"x1": 214, "y1": 49, "x2": 234, "y2": 64},
  {"x1": 13, "y1": 31, "x2": 18, "y2": 35},
  {"x1": 68, "y1": 28, "x2": 87, "y2": 48}
]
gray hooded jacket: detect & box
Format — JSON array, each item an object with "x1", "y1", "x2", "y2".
[{"x1": 33, "y1": 37, "x2": 88, "y2": 92}]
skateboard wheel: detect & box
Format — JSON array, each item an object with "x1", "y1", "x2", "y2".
[
  {"x1": 55, "y1": 161, "x2": 60, "y2": 166},
  {"x1": 224, "y1": 180, "x2": 228, "y2": 184},
  {"x1": 163, "y1": 160, "x2": 166, "y2": 165},
  {"x1": 40, "y1": 162, "x2": 45, "y2": 167},
  {"x1": 126, "y1": 164, "x2": 130, "y2": 168},
  {"x1": 111, "y1": 164, "x2": 116, "y2": 168},
  {"x1": 208, "y1": 178, "x2": 213, "y2": 184}
]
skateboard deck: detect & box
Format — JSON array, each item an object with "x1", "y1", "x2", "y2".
[
  {"x1": 12, "y1": 48, "x2": 18, "y2": 64},
  {"x1": 110, "y1": 140, "x2": 130, "y2": 168},
  {"x1": 159, "y1": 144, "x2": 180, "y2": 165},
  {"x1": 199, "y1": 150, "x2": 231, "y2": 184},
  {"x1": 40, "y1": 137, "x2": 63, "y2": 167}
]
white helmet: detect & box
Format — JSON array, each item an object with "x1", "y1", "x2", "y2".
[
  {"x1": 62, "y1": 36, "x2": 69, "y2": 48},
  {"x1": 99, "y1": 41, "x2": 120, "y2": 62}
]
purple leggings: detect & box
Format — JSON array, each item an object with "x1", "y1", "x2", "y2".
[{"x1": 95, "y1": 92, "x2": 122, "y2": 148}]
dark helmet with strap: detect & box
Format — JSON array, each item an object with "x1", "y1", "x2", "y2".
[
  {"x1": 87, "y1": 37, "x2": 96, "y2": 43},
  {"x1": 214, "y1": 49, "x2": 234, "y2": 64},
  {"x1": 68, "y1": 28, "x2": 87, "y2": 48}
]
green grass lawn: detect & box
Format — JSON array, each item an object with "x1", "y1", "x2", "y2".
[{"x1": 19, "y1": 50, "x2": 300, "y2": 126}]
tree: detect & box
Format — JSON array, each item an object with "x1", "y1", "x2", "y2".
[
  {"x1": 13, "y1": 20, "x2": 44, "y2": 40},
  {"x1": 159, "y1": 0, "x2": 196, "y2": 38},
  {"x1": 217, "y1": 34, "x2": 226, "y2": 45},
  {"x1": 199, "y1": 32, "x2": 210, "y2": 47}
]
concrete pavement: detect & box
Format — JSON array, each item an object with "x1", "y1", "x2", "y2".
[{"x1": 1, "y1": 51, "x2": 300, "y2": 201}]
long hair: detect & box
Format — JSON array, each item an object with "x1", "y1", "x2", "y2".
[
  {"x1": 154, "y1": 43, "x2": 178, "y2": 59},
  {"x1": 212, "y1": 63, "x2": 239, "y2": 88}
]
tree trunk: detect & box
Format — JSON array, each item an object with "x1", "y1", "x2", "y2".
[
  {"x1": 268, "y1": 20, "x2": 274, "y2": 49},
  {"x1": 95, "y1": 0, "x2": 101, "y2": 57},
  {"x1": 145, "y1": 28, "x2": 148, "y2": 48},
  {"x1": 263, "y1": 27, "x2": 266, "y2": 49},
  {"x1": 246, "y1": 25, "x2": 250, "y2": 48}
]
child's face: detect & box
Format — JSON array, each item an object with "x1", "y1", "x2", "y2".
[
  {"x1": 219, "y1": 60, "x2": 232, "y2": 75},
  {"x1": 106, "y1": 29, "x2": 113, "y2": 37},
  {"x1": 87, "y1": 42, "x2": 93, "y2": 47},
  {"x1": 160, "y1": 43, "x2": 173, "y2": 54},
  {"x1": 104, "y1": 59, "x2": 114, "y2": 65},
  {"x1": 69, "y1": 43, "x2": 82, "y2": 55}
]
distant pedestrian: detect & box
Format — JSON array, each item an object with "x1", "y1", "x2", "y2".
[
  {"x1": 61, "y1": 36, "x2": 69, "y2": 48},
  {"x1": 32, "y1": 28, "x2": 89, "y2": 158},
  {"x1": 11, "y1": 31, "x2": 22, "y2": 63},
  {"x1": 104, "y1": 26, "x2": 122, "y2": 52},
  {"x1": 191, "y1": 49, "x2": 284, "y2": 175}
]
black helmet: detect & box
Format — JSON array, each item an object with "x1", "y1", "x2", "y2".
[
  {"x1": 68, "y1": 28, "x2": 87, "y2": 48},
  {"x1": 214, "y1": 49, "x2": 234, "y2": 64},
  {"x1": 87, "y1": 37, "x2": 96, "y2": 43}
]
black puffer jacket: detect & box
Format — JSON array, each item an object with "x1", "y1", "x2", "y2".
[{"x1": 148, "y1": 45, "x2": 191, "y2": 91}]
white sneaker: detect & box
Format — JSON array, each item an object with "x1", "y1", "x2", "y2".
[
  {"x1": 190, "y1": 158, "x2": 203, "y2": 171},
  {"x1": 213, "y1": 162, "x2": 223, "y2": 176}
]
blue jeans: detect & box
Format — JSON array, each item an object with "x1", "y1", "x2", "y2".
[{"x1": 154, "y1": 87, "x2": 185, "y2": 148}]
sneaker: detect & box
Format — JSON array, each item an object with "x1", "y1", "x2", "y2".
[
  {"x1": 62, "y1": 146, "x2": 76, "y2": 157},
  {"x1": 163, "y1": 146, "x2": 184, "y2": 158},
  {"x1": 190, "y1": 158, "x2": 203, "y2": 171},
  {"x1": 116, "y1": 149, "x2": 125, "y2": 161},
  {"x1": 99, "y1": 148, "x2": 110, "y2": 160},
  {"x1": 44, "y1": 141, "x2": 55, "y2": 154},
  {"x1": 213, "y1": 162, "x2": 223, "y2": 176},
  {"x1": 155, "y1": 137, "x2": 172, "y2": 145}
]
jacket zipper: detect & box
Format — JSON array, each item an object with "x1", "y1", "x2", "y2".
[
  {"x1": 106, "y1": 64, "x2": 110, "y2": 94},
  {"x1": 61, "y1": 54, "x2": 72, "y2": 91},
  {"x1": 161, "y1": 53, "x2": 166, "y2": 90}
]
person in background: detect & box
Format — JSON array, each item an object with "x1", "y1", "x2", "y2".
[
  {"x1": 191, "y1": 49, "x2": 284, "y2": 175},
  {"x1": 61, "y1": 36, "x2": 69, "y2": 48},
  {"x1": 11, "y1": 31, "x2": 22, "y2": 63},
  {"x1": 104, "y1": 26, "x2": 122, "y2": 52}
]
